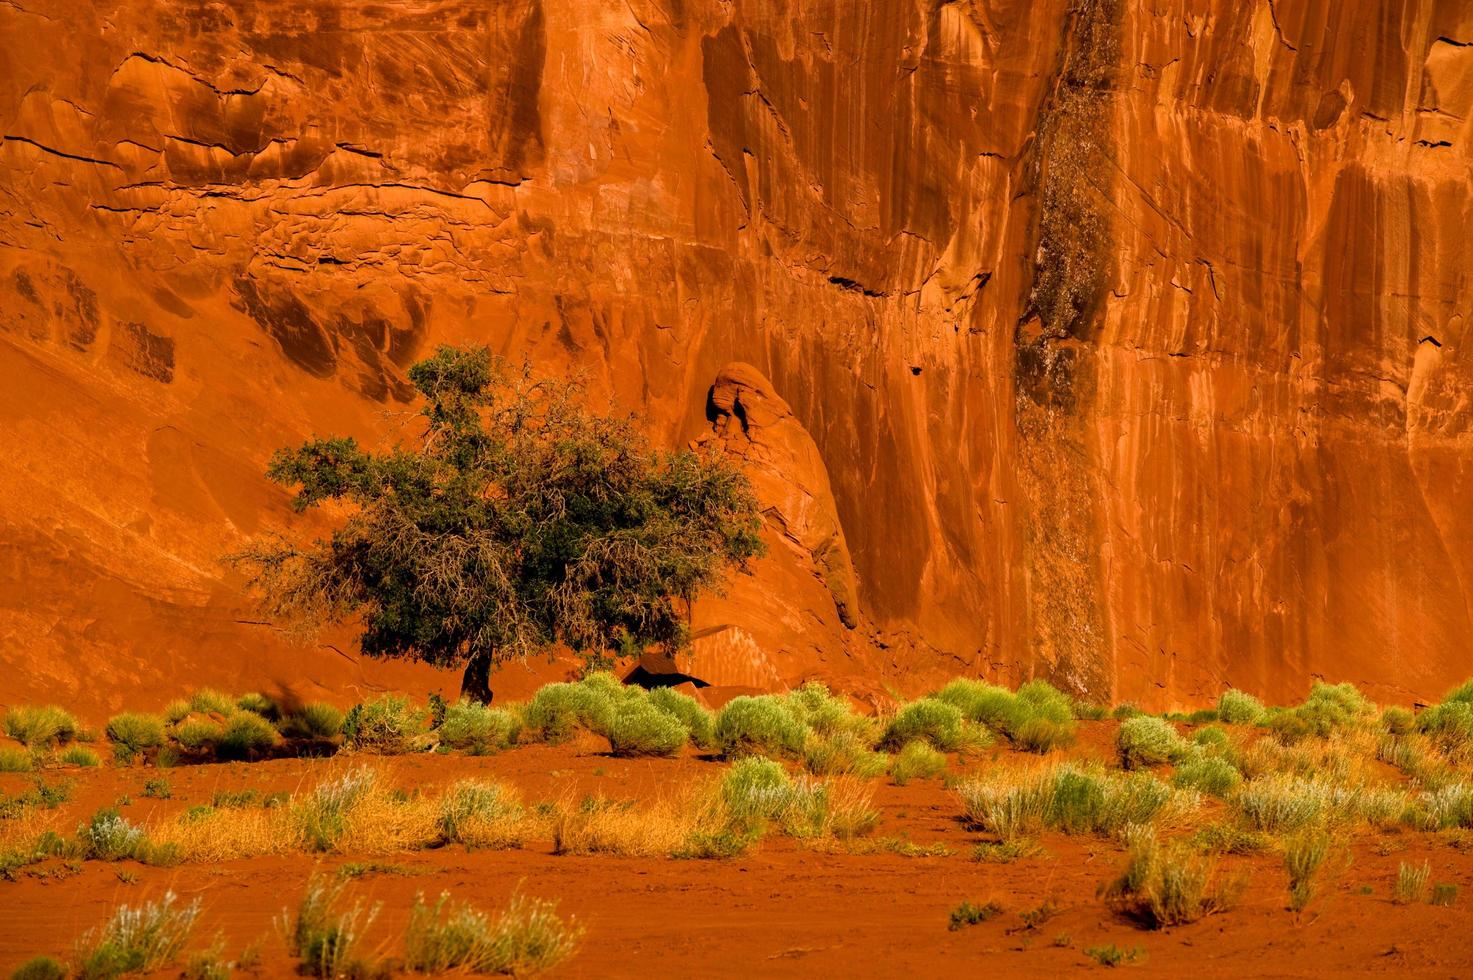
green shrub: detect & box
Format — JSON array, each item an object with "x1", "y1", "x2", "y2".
[
  {"x1": 0, "y1": 746, "x2": 33, "y2": 772},
  {"x1": 10, "y1": 956, "x2": 67, "y2": 980},
  {"x1": 1284, "y1": 828, "x2": 1333, "y2": 911},
  {"x1": 1289, "y1": 682, "x2": 1373, "y2": 738},
  {"x1": 172, "y1": 719, "x2": 223, "y2": 751},
  {"x1": 1117, "y1": 716, "x2": 1187, "y2": 769},
  {"x1": 1103, "y1": 827, "x2": 1238, "y2": 928},
  {"x1": 714, "y1": 697, "x2": 806, "y2": 759},
  {"x1": 162, "y1": 700, "x2": 192, "y2": 725},
  {"x1": 946, "y1": 900, "x2": 1002, "y2": 931},
  {"x1": 1381, "y1": 706, "x2": 1415, "y2": 736},
  {"x1": 1441, "y1": 678, "x2": 1473, "y2": 704},
  {"x1": 802, "y1": 731, "x2": 888, "y2": 778},
  {"x1": 1394, "y1": 860, "x2": 1431, "y2": 905},
  {"x1": 74, "y1": 892, "x2": 200, "y2": 980},
  {"x1": 721, "y1": 757, "x2": 793, "y2": 830},
  {"x1": 342, "y1": 695, "x2": 426, "y2": 754},
  {"x1": 188, "y1": 689, "x2": 236, "y2": 717},
  {"x1": 932, "y1": 679, "x2": 1014, "y2": 724},
  {"x1": 216, "y1": 712, "x2": 278, "y2": 760},
  {"x1": 78, "y1": 809, "x2": 149, "y2": 861},
  {"x1": 235, "y1": 692, "x2": 277, "y2": 718},
  {"x1": 60, "y1": 746, "x2": 100, "y2": 768},
  {"x1": 521, "y1": 683, "x2": 616, "y2": 744},
  {"x1": 403, "y1": 892, "x2": 583, "y2": 975},
  {"x1": 890, "y1": 741, "x2": 946, "y2": 785},
  {"x1": 646, "y1": 687, "x2": 715, "y2": 748},
  {"x1": 3, "y1": 705, "x2": 78, "y2": 748},
  {"x1": 1011, "y1": 716, "x2": 1074, "y2": 754},
  {"x1": 437, "y1": 780, "x2": 523, "y2": 848},
  {"x1": 1171, "y1": 756, "x2": 1241, "y2": 797},
  {"x1": 783, "y1": 683, "x2": 860, "y2": 738},
  {"x1": 298, "y1": 768, "x2": 377, "y2": 853},
  {"x1": 1431, "y1": 882, "x2": 1459, "y2": 907},
  {"x1": 280, "y1": 703, "x2": 346, "y2": 740},
  {"x1": 957, "y1": 766, "x2": 1183, "y2": 841},
  {"x1": 1017, "y1": 680, "x2": 1075, "y2": 721},
  {"x1": 437, "y1": 701, "x2": 518, "y2": 755},
  {"x1": 1084, "y1": 945, "x2": 1144, "y2": 967},
  {"x1": 1419, "y1": 701, "x2": 1473, "y2": 761},
  {"x1": 284, "y1": 877, "x2": 382, "y2": 979},
  {"x1": 880, "y1": 700, "x2": 963, "y2": 752},
  {"x1": 1191, "y1": 725, "x2": 1230, "y2": 750},
  {"x1": 604, "y1": 700, "x2": 687, "y2": 757},
  {"x1": 141, "y1": 778, "x2": 172, "y2": 800},
  {"x1": 1216, "y1": 689, "x2": 1266, "y2": 725},
  {"x1": 1234, "y1": 776, "x2": 1326, "y2": 832},
  {"x1": 106, "y1": 713, "x2": 166, "y2": 761}
]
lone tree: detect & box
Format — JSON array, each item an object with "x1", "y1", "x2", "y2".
[{"x1": 233, "y1": 345, "x2": 765, "y2": 701}]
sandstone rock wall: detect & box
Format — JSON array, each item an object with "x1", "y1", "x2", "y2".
[{"x1": 1, "y1": 0, "x2": 1470, "y2": 714}]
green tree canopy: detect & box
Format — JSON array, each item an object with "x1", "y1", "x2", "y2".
[{"x1": 233, "y1": 346, "x2": 765, "y2": 700}]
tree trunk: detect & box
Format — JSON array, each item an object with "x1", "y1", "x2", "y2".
[{"x1": 460, "y1": 648, "x2": 495, "y2": 704}]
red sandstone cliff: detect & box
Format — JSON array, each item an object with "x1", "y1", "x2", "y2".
[{"x1": 2, "y1": 0, "x2": 1471, "y2": 715}]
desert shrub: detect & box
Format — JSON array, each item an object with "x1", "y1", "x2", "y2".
[
  {"x1": 217, "y1": 712, "x2": 278, "y2": 760},
  {"x1": 783, "y1": 682, "x2": 862, "y2": 739},
  {"x1": 60, "y1": 746, "x2": 101, "y2": 768},
  {"x1": 957, "y1": 766, "x2": 1186, "y2": 841},
  {"x1": 78, "y1": 809, "x2": 158, "y2": 862},
  {"x1": 1104, "y1": 827, "x2": 1238, "y2": 928},
  {"x1": 280, "y1": 703, "x2": 346, "y2": 740},
  {"x1": 1171, "y1": 756, "x2": 1241, "y2": 797},
  {"x1": 142, "y1": 778, "x2": 172, "y2": 800},
  {"x1": 1418, "y1": 701, "x2": 1473, "y2": 762},
  {"x1": 1233, "y1": 777, "x2": 1326, "y2": 832},
  {"x1": 162, "y1": 700, "x2": 192, "y2": 725},
  {"x1": 1395, "y1": 861, "x2": 1432, "y2": 905},
  {"x1": 932, "y1": 679, "x2": 1014, "y2": 724},
  {"x1": 284, "y1": 877, "x2": 382, "y2": 979},
  {"x1": 105, "y1": 713, "x2": 166, "y2": 762},
  {"x1": 10, "y1": 956, "x2": 67, "y2": 980},
  {"x1": 1416, "y1": 782, "x2": 1473, "y2": 829},
  {"x1": 236, "y1": 692, "x2": 277, "y2": 718},
  {"x1": 1282, "y1": 682, "x2": 1374, "y2": 740},
  {"x1": 0, "y1": 747, "x2": 32, "y2": 772},
  {"x1": 403, "y1": 891, "x2": 583, "y2": 975},
  {"x1": 1191, "y1": 725, "x2": 1230, "y2": 750},
  {"x1": 437, "y1": 701, "x2": 518, "y2": 755},
  {"x1": 1190, "y1": 822, "x2": 1270, "y2": 855},
  {"x1": 437, "y1": 780, "x2": 523, "y2": 849},
  {"x1": 890, "y1": 742, "x2": 946, "y2": 785},
  {"x1": 1085, "y1": 945, "x2": 1144, "y2": 967},
  {"x1": 932, "y1": 679, "x2": 1074, "y2": 751},
  {"x1": 1284, "y1": 828, "x2": 1334, "y2": 911},
  {"x1": 1440, "y1": 678, "x2": 1473, "y2": 704},
  {"x1": 1010, "y1": 716, "x2": 1074, "y2": 754},
  {"x1": 646, "y1": 687, "x2": 715, "y2": 748},
  {"x1": 1381, "y1": 706, "x2": 1416, "y2": 736},
  {"x1": 4, "y1": 705, "x2": 78, "y2": 749},
  {"x1": 187, "y1": 690, "x2": 235, "y2": 717},
  {"x1": 1216, "y1": 689, "x2": 1266, "y2": 725},
  {"x1": 1431, "y1": 882, "x2": 1459, "y2": 907},
  {"x1": 1112, "y1": 704, "x2": 1143, "y2": 720},
  {"x1": 521, "y1": 682, "x2": 614, "y2": 744},
  {"x1": 603, "y1": 700, "x2": 687, "y2": 757},
  {"x1": 947, "y1": 900, "x2": 1003, "y2": 931},
  {"x1": 880, "y1": 700, "x2": 963, "y2": 752},
  {"x1": 1117, "y1": 716, "x2": 1188, "y2": 770},
  {"x1": 298, "y1": 768, "x2": 378, "y2": 852},
  {"x1": 721, "y1": 757, "x2": 793, "y2": 830},
  {"x1": 172, "y1": 719, "x2": 223, "y2": 752},
  {"x1": 714, "y1": 697, "x2": 806, "y2": 759},
  {"x1": 802, "y1": 731, "x2": 888, "y2": 778},
  {"x1": 342, "y1": 695, "x2": 426, "y2": 754},
  {"x1": 74, "y1": 891, "x2": 200, "y2": 980}
]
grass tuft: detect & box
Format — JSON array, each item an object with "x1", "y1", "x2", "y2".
[
  {"x1": 714, "y1": 697, "x2": 807, "y2": 759},
  {"x1": 282, "y1": 876, "x2": 384, "y2": 979},
  {"x1": 890, "y1": 741, "x2": 946, "y2": 785},
  {"x1": 4, "y1": 706, "x2": 79, "y2": 749},
  {"x1": 947, "y1": 900, "x2": 1002, "y2": 931},
  {"x1": 1394, "y1": 860, "x2": 1431, "y2": 905},
  {"x1": 74, "y1": 891, "x2": 200, "y2": 980},
  {"x1": 402, "y1": 891, "x2": 583, "y2": 975},
  {"x1": 1117, "y1": 716, "x2": 1188, "y2": 769}
]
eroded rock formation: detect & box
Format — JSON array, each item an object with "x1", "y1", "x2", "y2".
[{"x1": 2, "y1": 0, "x2": 1471, "y2": 714}]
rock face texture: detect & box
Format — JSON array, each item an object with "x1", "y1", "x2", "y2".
[{"x1": 2, "y1": 0, "x2": 1472, "y2": 714}]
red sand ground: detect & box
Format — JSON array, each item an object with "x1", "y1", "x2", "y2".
[{"x1": 3, "y1": 731, "x2": 1471, "y2": 978}]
